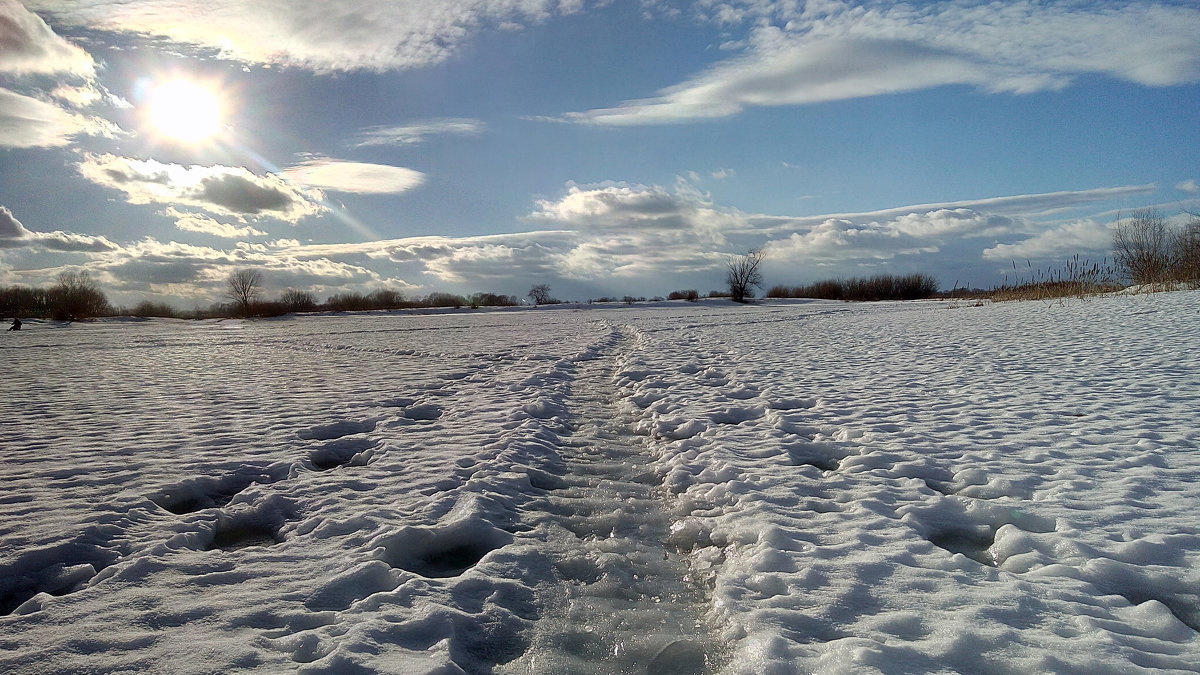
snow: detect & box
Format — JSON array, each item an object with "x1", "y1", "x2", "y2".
[{"x1": 2, "y1": 293, "x2": 1199, "y2": 673}]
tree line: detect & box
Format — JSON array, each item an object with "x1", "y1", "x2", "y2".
[
  {"x1": 0, "y1": 271, "x2": 110, "y2": 320},
  {"x1": 5, "y1": 208, "x2": 1196, "y2": 321}
]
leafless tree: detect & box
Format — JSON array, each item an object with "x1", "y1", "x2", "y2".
[
  {"x1": 279, "y1": 288, "x2": 316, "y2": 312},
  {"x1": 528, "y1": 284, "x2": 552, "y2": 305},
  {"x1": 1112, "y1": 209, "x2": 1171, "y2": 285},
  {"x1": 1175, "y1": 216, "x2": 1200, "y2": 283},
  {"x1": 50, "y1": 270, "x2": 109, "y2": 319},
  {"x1": 226, "y1": 269, "x2": 263, "y2": 315},
  {"x1": 726, "y1": 249, "x2": 766, "y2": 302}
]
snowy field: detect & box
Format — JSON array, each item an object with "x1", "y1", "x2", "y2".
[{"x1": 2, "y1": 292, "x2": 1199, "y2": 674}]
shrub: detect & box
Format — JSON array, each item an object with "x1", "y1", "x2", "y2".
[
  {"x1": 1172, "y1": 217, "x2": 1200, "y2": 284},
  {"x1": 469, "y1": 292, "x2": 518, "y2": 308},
  {"x1": 423, "y1": 292, "x2": 467, "y2": 308},
  {"x1": 280, "y1": 289, "x2": 317, "y2": 313},
  {"x1": 132, "y1": 300, "x2": 178, "y2": 318},
  {"x1": 668, "y1": 289, "x2": 700, "y2": 301},
  {"x1": 768, "y1": 274, "x2": 938, "y2": 302},
  {"x1": 325, "y1": 292, "x2": 372, "y2": 312}
]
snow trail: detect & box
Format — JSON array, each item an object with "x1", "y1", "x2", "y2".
[{"x1": 507, "y1": 329, "x2": 726, "y2": 674}]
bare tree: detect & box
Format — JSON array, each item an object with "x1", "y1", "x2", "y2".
[
  {"x1": 50, "y1": 270, "x2": 109, "y2": 320},
  {"x1": 528, "y1": 284, "x2": 552, "y2": 305},
  {"x1": 726, "y1": 249, "x2": 766, "y2": 303},
  {"x1": 226, "y1": 269, "x2": 263, "y2": 315},
  {"x1": 1113, "y1": 209, "x2": 1170, "y2": 284},
  {"x1": 279, "y1": 288, "x2": 316, "y2": 312},
  {"x1": 1174, "y1": 216, "x2": 1200, "y2": 283}
]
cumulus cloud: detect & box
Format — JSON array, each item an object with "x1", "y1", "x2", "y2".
[
  {"x1": 0, "y1": 204, "x2": 118, "y2": 252},
  {"x1": 528, "y1": 181, "x2": 740, "y2": 242},
  {"x1": 0, "y1": 205, "x2": 32, "y2": 247},
  {"x1": 982, "y1": 219, "x2": 1114, "y2": 261},
  {"x1": 352, "y1": 118, "x2": 484, "y2": 147},
  {"x1": 166, "y1": 207, "x2": 267, "y2": 238},
  {"x1": 0, "y1": 1, "x2": 95, "y2": 76},
  {"x1": 281, "y1": 157, "x2": 425, "y2": 194},
  {"x1": 562, "y1": 1, "x2": 1200, "y2": 124},
  {"x1": 1178, "y1": 179, "x2": 1200, "y2": 194},
  {"x1": 77, "y1": 154, "x2": 325, "y2": 222},
  {"x1": 766, "y1": 217, "x2": 940, "y2": 264},
  {"x1": 27, "y1": 0, "x2": 588, "y2": 72}
]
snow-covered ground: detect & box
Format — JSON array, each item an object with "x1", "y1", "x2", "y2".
[{"x1": 2, "y1": 292, "x2": 1198, "y2": 674}]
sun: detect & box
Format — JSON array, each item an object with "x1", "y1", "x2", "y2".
[{"x1": 148, "y1": 80, "x2": 222, "y2": 142}]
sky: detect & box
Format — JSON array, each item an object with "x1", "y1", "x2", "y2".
[{"x1": 1, "y1": 0, "x2": 1198, "y2": 308}]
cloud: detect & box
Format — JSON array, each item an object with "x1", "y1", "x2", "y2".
[
  {"x1": 561, "y1": 2, "x2": 1200, "y2": 124},
  {"x1": 34, "y1": 230, "x2": 119, "y2": 252},
  {"x1": 982, "y1": 219, "x2": 1114, "y2": 261},
  {"x1": 0, "y1": 204, "x2": 118, "y2": 251},
  {"x1": 281, "y1": 157, "x2": 425, "y2": 194},
  {"x1": 166, "y1": 207, "x2": 267, "y2": 238},
  {"x1": 0, "y1": 205, "x2": 32, "y2": 247},
  {"x1": 77, "y1": 154, "x2": 325, "y2": 222},
  {"x1": 890, "y1": 209, "x2": 1020, "y2": 239},
  {"x1": 527, "y1": 181, "x2": 739, "y2": 242},
  {"x1": 0, "y1": 1, "x2": 95, "y2": 76},
  {"x1": 352, "y1": 118, "x2": 484, "y2": 147},
  {"x1": 0, "y1": 87, "x2": 115, "y2": 148},
  {"x1": 1177, "y1": 179, "x2": 1200, "y2": 194},
  {"x1": 766, "y1": 217, "x2": 940, "y2": 264},
  {"x1": 27, "y1": 1, "x2": 588, "y2": 72}
]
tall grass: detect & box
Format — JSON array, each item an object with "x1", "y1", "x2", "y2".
[{"x1": 967, "y1": 256, "x2": 1120, "y2": 303}]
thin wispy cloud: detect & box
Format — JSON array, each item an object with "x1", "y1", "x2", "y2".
[
  {"x1": 562, "y1": 1, "x2": 1200, "y2": 125},
  {"x1": 0, "y1": 88, "x2": 113, "y2": 148},
  {"x1": 352, "y1": 118, "x2": 484, "y2": 147},
  {"x1": 26, "y1": 0, "x2": 590, "y2": 72}
]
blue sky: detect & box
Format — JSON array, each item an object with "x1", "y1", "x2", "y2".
[{"x1": 1, "y1": 0, "x2": 1198, "y2": 307}]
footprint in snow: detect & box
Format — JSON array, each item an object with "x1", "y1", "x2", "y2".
[{"x1": 296, "y1": 419, "x2": 377, "y2": 441}]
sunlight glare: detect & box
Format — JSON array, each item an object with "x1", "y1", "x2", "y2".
[{"x1": 149, "y1": 80, "x2": 221, "y2": 142}]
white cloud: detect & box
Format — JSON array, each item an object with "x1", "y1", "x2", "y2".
[
  {"x1": 352, "y1": 118, "x2": 484, "y2": 147},
  {"x1": 765, "y1": 217, "x2": 940, "y2": 264},
  {"x1": 281, "y1": 157, "x2": 425, "y2": 194},
  {"x1": 0, "y1": 204, "x2": 117, "y2": 252},
  {"x1": 982, "y1": 219, "x2": 1114, "y2": 261},
  {"x1": 527, "y1": 181, "x2": 739, "y2": 242},
  {"x1": 33, "y1": 230, "x2": 119, "y2": 252},
  {"x1": 1177, "y1": 179, "x2": 1200, "y2": 194},
  {"x1": 77, "y1": 154, "x2": 325, "y2": 222},
  {"x1": 0, "y1": 87, "x2": 113, "y2": 148},
  {"x1": 27, "y1": 1, "x2": 589, "y2": 72},
  {"x1": 0, "y1": 1, "x2": 95, "y2": 76},
  {"x1": 0, "y1": 205, "x2": 33, "y2": 247},
  {"x1": 165, "y1": 207, "x2": 267, "y2": 238},
  {"x1": 562, "y1": 2, "x2": 1200, "y2": 124}
]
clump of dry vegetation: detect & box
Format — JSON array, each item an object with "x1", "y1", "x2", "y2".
[{"x1": 985, "y1": 256, "x2": 1121, "y2": 302}]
